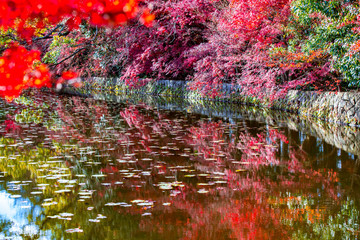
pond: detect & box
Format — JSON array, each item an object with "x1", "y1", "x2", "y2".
[{"x1": 0, "y1": 90, "x2": 359, "y2": 239}]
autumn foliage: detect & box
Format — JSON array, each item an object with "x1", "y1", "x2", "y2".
[
  {"x1": 0, "y1": 46, "x2": 50, "y2": 100},
  {"x1": 0, "y1": 0, "x2": 153, "y2": 100},
  {"x1": 2, "y1": 0, "x2": 360, "y2": 100},
  {"x1": 0, "y1": 0, "x2": 150, "y2": 31}
]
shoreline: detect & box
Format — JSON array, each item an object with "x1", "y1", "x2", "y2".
[{"x1": 62, "y1": 77, "x2": 360, "y2": 128}]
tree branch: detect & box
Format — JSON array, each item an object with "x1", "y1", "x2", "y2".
[{"x1": 50, "y1": 47, "x2": 86, "y2": 67}]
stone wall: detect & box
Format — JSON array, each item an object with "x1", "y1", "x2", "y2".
[
  {"x1": 62, "y1": 77, "x2": 360, "y2": 127},
  {"x1": 277, "y1": 90, "x2": 360, "y2": 127}
]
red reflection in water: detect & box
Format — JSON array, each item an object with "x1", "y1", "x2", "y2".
[{"x1": 0, "y1": 92, "x2": 344, "y2": 239}]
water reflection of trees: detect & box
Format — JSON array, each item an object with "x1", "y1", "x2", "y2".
[{"x1": 0, "y1": 92, "x2": 359, "y2": 239}]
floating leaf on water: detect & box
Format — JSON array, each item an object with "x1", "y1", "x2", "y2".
[
  {"x1": 141, "y1": 171, "x2": 151, "y2": 176},
  {"x1": 58, "y1": 179, "x2": 69, "y2": 184},
  {"x1": 65, "y1": 228, "x2": 83, "y2": 233},
  {"x1": 9, "y1": 181, "x2": 21, "y2": 184},
  {"x1": 79, "y1": 190, "x2": 95, "y2": 196},
  {"x1": 137, "y1": 202, "x2": 153, "y2": 206},
  {"x1": 89, "y1": 219, "x2": 100, "y2": 223},
  {"x1": 108, "y1": 202, "x2": 126, "y2": 207},
  {"x1": 20, "y1": 205, "x2": 31, "y2": 209},
  {"x1": 42, "y1": 202, "x2": 58, "y2": 207},
  {"x1": 54, "y1": 189, "x2": 71, "y2": 193},
  {"x1": 60, "y1": 212, "x2": 74, "y2": 217},
  {"x1": 10, "y1": 194, "x2": 21, "y2": 198},
  {"x1": 165, "y1": 176, "x2": 175, "y2": 179},
  {"x1": 37, "y1": 184, "x2": 49, "y2": 187},
  {"x1": 171, "y1": 181, "x2": 183, "y2": 187},
  {"x1": 42, "y1": 176, "x2": 54, "y2": 179},
  {"x1": 125, "y1": 153, "x2": 136, "y2": 156},
  {"x1": 264, "y1": 144, "x2": 277, "y2": 148},
  {"x1": 170, "y1": 190, "x2": 182, "y2": 197},
  {"x1": 96, "y1": 214, "x2": 107, "y2": 219},
  {"x1": 79, "y1": 195, "x2": 92, "y2": 199},
  {"x1": 180, "y1": 154, "x2": 190, "y2": 157},
  {"x1": 198, "y1": 189, "x2": 209, "y2": 194},
  {"x1": 159, "y1": 185, "x2": 172, "y2": 190},
  {"x1": 198, "y1": 174, "x2": 209, "y2": 177},
  {"x1": 214, "y1": 181, "x2": 227, "y2": 184},
  {"x1": 121, "y1": 204, "x2": 132, "y2": 207},
  {"x1": 30, "y1": 191, "x2": 42, "y2": 195},
  {"x1": 105, "y1": 202, "x2": 121, "y2": 206},
  {"x1": 184, "y1": 175, "x2": 196, "y2": 178}
]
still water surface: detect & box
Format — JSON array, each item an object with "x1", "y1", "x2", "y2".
[{"x1": 0, "y1": 91, "x2": 359, "y2": 239}]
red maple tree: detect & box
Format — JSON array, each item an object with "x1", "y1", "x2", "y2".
[{"x1": 0, "y1": 0, "x2": 153, "y2": 100}]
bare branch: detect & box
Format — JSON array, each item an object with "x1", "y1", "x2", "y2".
[{"x1": 50, "y1": 47, "x2": 86, "y2": 67}]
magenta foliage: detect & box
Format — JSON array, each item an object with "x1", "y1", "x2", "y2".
[
  {"x1": 186, "y1": 0, "x2": 293, "y2": 98},
  {"x1": 107, "y1": 0, "x2": 295, "y2": 98},
  {"x1": 107, "y1": 0, "x2": 216, "y2": 86},
  {"x1": 52, "y1": 0, "x2": 337, "y2": 98}
]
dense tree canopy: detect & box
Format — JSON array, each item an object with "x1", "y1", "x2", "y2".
[{"x1": 2, "y1": 0, "x2": 360, "y2": 101}]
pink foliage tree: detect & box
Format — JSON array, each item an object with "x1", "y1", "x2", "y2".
[{"x1": 101, "y1": 0, "x2": 215, "y2": 87}]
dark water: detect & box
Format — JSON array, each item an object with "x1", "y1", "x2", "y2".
[{"x1": 0, "y1": 91, "x2": 359, "y2": 240}]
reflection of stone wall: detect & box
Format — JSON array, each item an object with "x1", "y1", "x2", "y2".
[
  {"x1": 64, "y1": 92, "x2": 360, "y2": 156},
  {"x1": 62, "y1": 78, "x2": 360, "y2": 154},
  {"x1": 64, "y1": 78, "x2": 360, "y2": 126},
  {"x1": 251, "y1": 109, "x2": 360, "y2": 156},
  {"x1": 302, "y1": 120, "x2": 360, "y2": 155}
]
